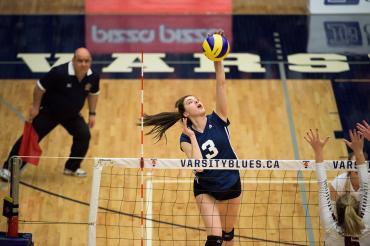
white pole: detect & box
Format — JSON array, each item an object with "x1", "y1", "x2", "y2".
[{"x1": 88, "y1": 159, "x2": 103, "y2": 246}]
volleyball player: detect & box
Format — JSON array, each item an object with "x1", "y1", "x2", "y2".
[
  {"x1": 305, "y1": 129, "x2": 370, "y2": 245},
  {"x1": 330, "y1": 120, "x2": 370, "y2": 202},
  {"x1": 330, "y1": 152, "x2": 369, "y2": 202},
  {"x1": 143, "y1": 58, "x2": 241, "y2": 246}
]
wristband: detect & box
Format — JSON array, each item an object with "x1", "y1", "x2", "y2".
[{"x1": 89, "y1": 112, "x2": 96, "y2": 116}]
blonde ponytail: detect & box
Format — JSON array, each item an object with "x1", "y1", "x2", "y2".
[{"x1": 336, "y1": 193, "x2": 365, "y2": 236}]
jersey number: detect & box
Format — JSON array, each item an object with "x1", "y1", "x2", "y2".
[
  {"x1": 202, "y1": 140, "x2": 219, "y2": 159},
  {"x1": 345, "y1": 236, "x2": 360, "y2": 246}
]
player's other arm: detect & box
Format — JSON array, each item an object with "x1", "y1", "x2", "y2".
[{"x1": 181, "y1": 119, "x2": 202, "y2": 160}]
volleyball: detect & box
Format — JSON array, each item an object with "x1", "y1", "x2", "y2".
[{"x1": 202, "y1": 34, "x2": 230, "y2": 61}]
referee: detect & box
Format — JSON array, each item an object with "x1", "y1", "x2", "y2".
[{"x1": 0, "y1": 47, "x2": 100, "y2": 181}]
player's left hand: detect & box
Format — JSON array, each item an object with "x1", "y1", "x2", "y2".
[
  {"x1": 88, "y1": 115, "x2": 96, "y2": 128},
  {"x1": 344, "y1": 129, "x2": 364, "y2": 154},
  {"x1": 181, "y1": 118, "x2": 195, "y2": 138}
]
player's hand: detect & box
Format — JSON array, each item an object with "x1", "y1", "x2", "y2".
[
  {"x1": 88, "y1": 115, "x2": 96, "y2": 128},
  {"x1": 304, "y1": 129, "x2": 329, "y2": 153},
  {"x1": 344, "y1": 129, "x2": 364, "y2": 154},
  {"x1": 207, "y1": 30, "x2": 224, "y2": 37},
  {"x1": 356, "y1": 120, "x2": 370, "y2": 141},
  {"x1": 29, "y1": 105, "x2": 39, "y2": 122},
  {"x1": 181, "y1": 118, "x2": 195, "y2": 138}
]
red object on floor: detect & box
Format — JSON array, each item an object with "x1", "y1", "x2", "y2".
[
  {"x1": 18, "y1": 122, "x2": 42, "y2": 166},
  {"x1": 85, "y1": 0, "x2": 232, "y2": 14},
  {"x1": 7, "y1": 216, "x2": 18, "y2": 237}
]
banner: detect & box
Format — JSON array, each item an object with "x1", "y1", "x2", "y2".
[
  {"x1": 309, "y1": 0, "x2": 370, "y2": 14},
  {"x1": 308, "y1": 14, "x2": 370, "y2": 54},
  {"x1": 85, "y1": 15, "x2": 232, "y2": 54},
  {"x1": 95, "y1": 158, "x2": 370, "y2": 171},
  {"x1": 85, "y1": 0, "x2": 231, "y2": 14}
]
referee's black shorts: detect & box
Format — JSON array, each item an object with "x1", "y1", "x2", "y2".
[{"x1": 193, "y1": 178, "x2": 241, "y2": 201}]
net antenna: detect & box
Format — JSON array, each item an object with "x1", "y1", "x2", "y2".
[{"x1": 140, "y1": 51, "x2": 145, "y2": 246}]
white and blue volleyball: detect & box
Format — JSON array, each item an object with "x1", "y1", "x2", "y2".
[{"x1": 202, "y1": 34, "x2": 230, "y2": 61}]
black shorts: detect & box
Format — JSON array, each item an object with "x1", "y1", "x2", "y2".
[{"x1": 193, "y1": 178, "x2": 241, "y2": 201}]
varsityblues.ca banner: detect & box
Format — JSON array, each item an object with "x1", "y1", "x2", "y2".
[
  {"x1": 96, "y1": 158, "x2": 370, "y2": 171},
  {"x1": 309, "y1": 0, "x2": 370, "y2": 13}
]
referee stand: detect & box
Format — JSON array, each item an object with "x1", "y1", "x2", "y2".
[{"x1": 1, "y1": 157, "x2": 34, "y2": 246}]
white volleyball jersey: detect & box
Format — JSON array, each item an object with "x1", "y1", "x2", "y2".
[
  {"x1": 317, "y1": 163, "x2": 370, "y2": 246},
  {"x1": 331, "y1": 172, "x2": 360, "y2": 201}
]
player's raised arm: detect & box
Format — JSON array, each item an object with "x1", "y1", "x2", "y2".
[
  {"x1": 214, "y1": 61, "x2": 227, "y2": 122},
  {"x1": 204, "y1": 30, "x2": 229, "y2": 122}
]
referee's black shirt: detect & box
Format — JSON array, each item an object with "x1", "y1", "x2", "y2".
[{"x1": 38, "y1": 62, "x2": 100, "y2": 120}]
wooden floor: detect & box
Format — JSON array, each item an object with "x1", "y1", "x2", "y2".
[
  {"x1": 0, "y1": 78, "x2": 346, "y2": 245},
  {"x1": 0, "y1": 1, "x2": 349, "y2": 245}
]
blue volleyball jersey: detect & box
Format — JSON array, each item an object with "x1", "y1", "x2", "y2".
[{"x1": 180, "y1": 111, "x2": 240, "y2": 191}]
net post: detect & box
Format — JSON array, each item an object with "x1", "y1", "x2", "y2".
[
  {"x1": 7, "y1": 156, "x2": 20, "y2": 237},
  {"x1": 88, "y1": 158, "x2": 103, "y2": 246}
]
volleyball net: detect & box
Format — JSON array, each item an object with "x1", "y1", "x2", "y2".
[{"x1": 88, "y1": 158, "x2": 364, "y2": 246}]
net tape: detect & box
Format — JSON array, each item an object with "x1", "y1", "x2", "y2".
[{"x1": 94, "y1": 158, "x2": 369, "y2": 171}]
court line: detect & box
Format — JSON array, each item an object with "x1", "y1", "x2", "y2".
[
  {"x1": 0, "y1": 95, "x2": 26, "y2": 122},
  {"x1": 275, "y1": 31, "x2": 315, "y2": 246},
  {"x1": 280, "y1": 63, "x2": 315, "y2": 246}
]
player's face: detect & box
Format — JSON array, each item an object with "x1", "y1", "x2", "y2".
[{"x1": 183, "y1": 96, "x2": 205, "y2": 116}]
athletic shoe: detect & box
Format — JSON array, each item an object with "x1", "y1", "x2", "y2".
[
  {"x1": 63, "y1": 168, "x2": 87, "y2": 177},
  {"x1": 0, "y1": 168, "x2": 11, "y2": 182}
]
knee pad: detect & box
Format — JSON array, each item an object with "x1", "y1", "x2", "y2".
[
  {"x1": 222, "y1": 228, "x2": 234, "y2": 241},
  {"x1": 205, "y1": 235, "x2": 223, "y2": 246}
]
